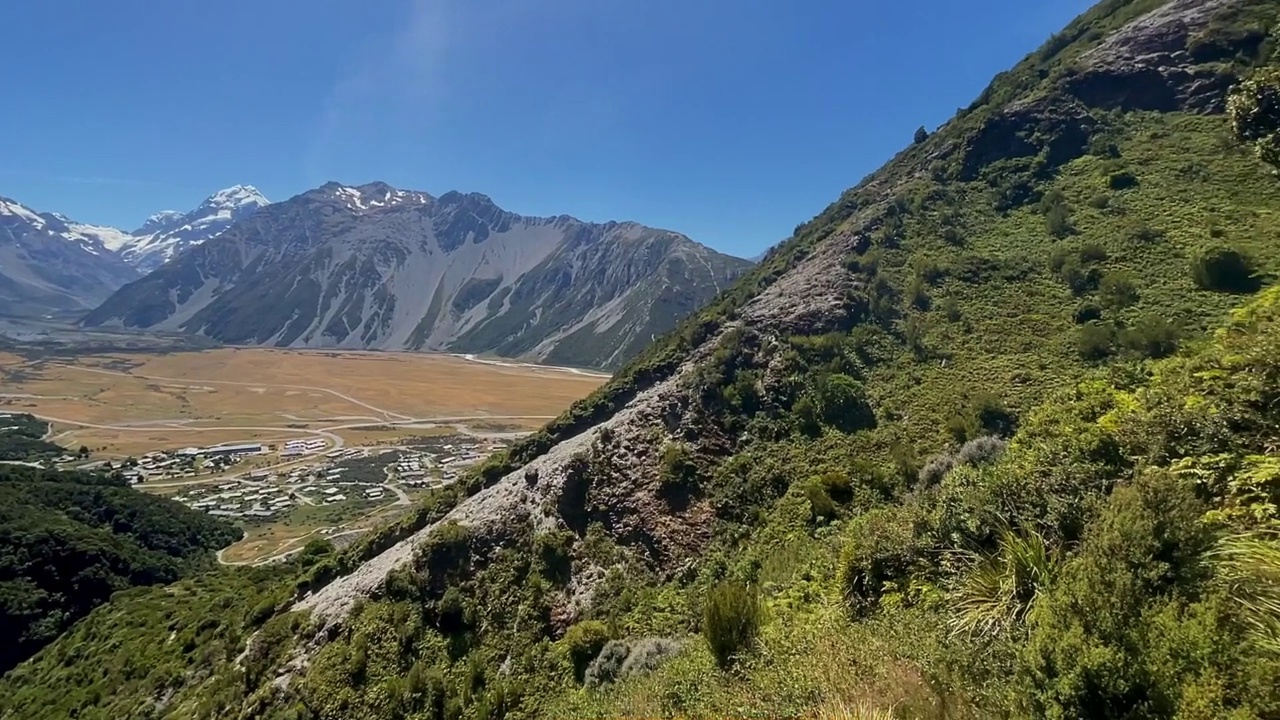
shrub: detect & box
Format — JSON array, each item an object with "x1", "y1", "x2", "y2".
[
  {"x1": 950, "y1": 526, "x2": 1058, "y2": 638},
  {"x1": 955, "y1": 435, "x2": 1009, "y2": 466},
  {"x1": 703, "y1": 581, "x2": 761, "y2": 669},
  {"x1": 914, "y1": 126, "x2": 929, "y2": 144},
  {"x1": 941, "y1": 225, "x2": 965, "y2": 247},
  {"x1": 904, "y1": 315, "x2": 928, "y2": 359},
  {"x1": 534, "y1": 530, "x2": 574, "y2": 584},
  {"x1": 1078, "y1": 321, "x2": 1117, "y2": 361},
  {"x1": 947, "y1": 392, "x2": 1017, "y2": 443},
  {"x1": 1120, "y1": 314, "x2": 1180, "y2": 359},
  {"x1": 1107, "y1": 170, "x2": 1139, "y2": 190},
  {"x1": 1078, "y1": 242, "x2": 1109, "y2": 264},
  {"x1": 1128, "y1": 223, "x2": 1166, "y2": 244},
  {"x1": 812, "y1": 373, "x2": 877, "y2": 433},
  {"x1": 908, "y1": 276, "x2": 931, "y2": 310},
  {"x1": 620, "y1": 637, "x2": 683, "y2": 679},
  {"x1": 840, "y1": 508, "x2": 923, "y2": 617},
  {"x1": 560, "y1": 620, "x2": 611, "y2": 681},
  {"x1": 804, "y1": 480, "x2": 838, "y2": 523},
  {"x1": 1228, "y1": 67, "x2": 1280, "y2": 170},
  {"x1": 1058, "y1": 256, "x2": 1102, "y2": 296},
  {"x1": 1098, "y1": 271, "x2": 1140, "y2": 310},
  {"x1": 659, "y1": 442, "x2": 698, "y2": 486},
  {"x1": 1074, "y1": 301, "x2": 1103, "y2": 324},
  {"x1": 583, "y1": 640, "x2": 630, "y2": 688},
  {"x1": 435, "y1": 586, "x2": 469, "y2": 632},
  {"x1": 584, "y1": 637, "x2": 683, "y2": 688},
  {"x1": 919, "y1": 452, "x2": 956, "y2": 488},
  {"x1": 1040, "y1": 189, "x2": 1074, "y2": 238},
  {"x1": 1088, "y1": 193, "x2": 1111, "y2": 209},
  {"x1": 920, "y1": 436, "x2": 1008, "y2": 487},
  {"x1": 940, "y1": 295, "x2": 962, "y2": 322},
  {"x1": 1192, "y1": 246, "x2": 1260, "y2": 293}
]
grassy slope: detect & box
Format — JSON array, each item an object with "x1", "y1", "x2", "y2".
[{"x1": 4, "y1": 1, "x2": 1280, "y2": 718}]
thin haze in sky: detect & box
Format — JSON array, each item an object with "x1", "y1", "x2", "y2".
[{"x1": 0, "y1": 0, "x2": 1094, "y2": 257}]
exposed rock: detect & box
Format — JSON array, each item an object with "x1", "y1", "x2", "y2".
[
  {"x1": 1064, "y1": 0, "x2": 1254, "y2": 113},
  {"x1": 956, "y1": 95, "x2": 1099, "y2": 181}
]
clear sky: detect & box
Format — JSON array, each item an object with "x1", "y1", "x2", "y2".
[{"x1": 0, "y1": 0, "x2": 1094, "y2": 258}]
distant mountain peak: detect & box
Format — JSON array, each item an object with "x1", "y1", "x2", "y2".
[
  {"x1": 0, "y1": 196, "x2": 48, "y2": 228},
  {"x1": 117, "y1": 184, "x2": 272, "y2": 272},
  {"x1": 134, "y1": 210, "x2": 184, "y2": 236},
  {"x1": 202, "y1": 185, "x2": 268, "y2": 210},
  {"x1": 323, "y1": 181, "x2": 431, "y2": 212}
]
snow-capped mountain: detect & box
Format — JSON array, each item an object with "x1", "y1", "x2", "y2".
[
  {"x1": 84, "y1": 181, "x2": 753, "y2": 368},
  {"x1": 0, "y1": 196, "x2": 139, "y2": 316},
  {"x1": 119, "y1": 185, "x2": 269, "y2": 271},
  {"x1": 135, "y1": 210, "x2": 184, "y2": 236},
  {"x1": 39, "y1": 213, "x2": 137, "y2": 253}
]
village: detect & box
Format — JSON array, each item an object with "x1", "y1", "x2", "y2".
[{"x1": 155, "y1": 435, "x2": 502, "y2": 522}]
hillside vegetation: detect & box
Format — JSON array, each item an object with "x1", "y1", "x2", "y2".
[
  {"x1": 0, "y1": 413, "x2": 63, "y2": 461},
  {"x1": 4, "y1": 0, "x2": 1280, "y2": 718},
  {"x1": 0, "y1": 453, "x2": 240, "y2": 674}
]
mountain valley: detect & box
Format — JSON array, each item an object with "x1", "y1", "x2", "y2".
[{"x1": 3, "y1": 1, "x2": 1280, "y2": 719}]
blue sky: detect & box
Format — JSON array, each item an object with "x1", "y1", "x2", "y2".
[{"x1": 1, "y1": 0, "x2": 1093, "y2": 257}]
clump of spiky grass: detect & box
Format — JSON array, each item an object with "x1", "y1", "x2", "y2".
[
  {"x1": 1212, "y1": 526, "x2": 1280, "y2": 655},
  {"x1": 948, "y1": 525, "x2": 1058, "y2": 638}
]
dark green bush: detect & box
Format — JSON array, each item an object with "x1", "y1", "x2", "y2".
[
  {"x1": 1078, "y1": 321, "x2": 1117, "y2": 361},
  {"x1": 940, "y1": 295, "x2": 962, "y2": 322},
  {"x1": 1120, "y1": 314, "x2": 1180, "y2": 359},
  {"x1": 1041, "y1": 189, "x2": 1074, "y2": 238},
  {"x1": 1191, "y1": 246, "x2": 1261, "y2": 292},
  {"x1": 703, "y1": 581, "x2": 761, "y2": 669},
  {"x1": 1108, "y1": 170, "x2": 1139, "y2": 190},
  {"x1": 1079, "y1": 242, "x2": 1109, "y2": 264},
  {"x1": 659, "y1": 442, "x2": 698, "y2": 486},
  {"x1": 1075, "y1": 301, "x2": 1103, "y2": 324},
  {"x1": 1099, "y1": 271, "x2": 1140, "y2": 310},
  {"x1": 560, "y1": 620, "x2": 611, "y2": 681},
  {"x1": 947, "y1": 392, "x2": 1017, "y2": 443},
  {"x1": 840, "y1": 508, "x2": 924, "y2": 617}
]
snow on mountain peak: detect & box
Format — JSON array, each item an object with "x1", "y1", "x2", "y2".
[
  {"x1": 119, "y1": 184, "x2": 270, "y2": 272},
  {"x1": 204, "y1": 185, "x2": 268, "y2": 210},
  {"x1": 0, "y1": 197, "x2": 48, "y2": 228},
  {"x1": 328, "y1": 182, "x2": 429, "y2": 212}
]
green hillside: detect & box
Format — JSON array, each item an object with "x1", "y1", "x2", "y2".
[
  {"x1": 4, "y1": 0, "x2": 1280, "y2": 718},
  {"x1": 0, "y1": 461, "x2": 241, "y2": 675}
]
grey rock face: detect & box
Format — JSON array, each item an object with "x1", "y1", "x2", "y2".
[
  {"x1": 1064, "y1": 0, "x2": 1254, "y2": 113},
  {"x1": 83, "y1": 182, "x2": 751, "y2": 369}
]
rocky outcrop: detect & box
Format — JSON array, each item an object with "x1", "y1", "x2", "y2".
[
  {"x1": 1063, "y1": 0, "x2": 1256, "y2": 113},
  {"x1": 956, "y1": 95, "x2": 1100, "y2": 181}
]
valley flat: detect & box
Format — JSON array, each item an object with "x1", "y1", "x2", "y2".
[{"x1": 0, "y1": 347, "x2": 606, "y2": 458}]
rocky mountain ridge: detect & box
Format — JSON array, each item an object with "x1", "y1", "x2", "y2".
[
  {"x1": 0, "y1": 196, "x2": 139, "y2": 315},
  {"x1": 82, "y1": 182, "x2": 751, "y2": 369}
]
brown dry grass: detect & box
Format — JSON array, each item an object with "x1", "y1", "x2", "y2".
[{"x1": 0, "y1": 349, "x2": 604, "y2": 456}]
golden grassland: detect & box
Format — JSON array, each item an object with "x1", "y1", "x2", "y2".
[{"x1": 0, "y1": 348, "x2": 606, "y2": 457}]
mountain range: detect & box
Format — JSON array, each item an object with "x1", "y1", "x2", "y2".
[
  {"x1": 82, "y1": 182, "x2": 751, "y2": 368},
  {"x1": 0, "y1": 186, "x2": 268, "y2": 317},
  {"x1": 0, "y1": 196, "x2": 140, "y2": 315}
]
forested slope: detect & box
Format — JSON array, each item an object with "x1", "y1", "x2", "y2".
[
  {"x1": 4, "y1": 0, "x2": 1280, "y2": 718},
  {"x1": 0, "y1": 464, "x2": 241, "y2": 674}
]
